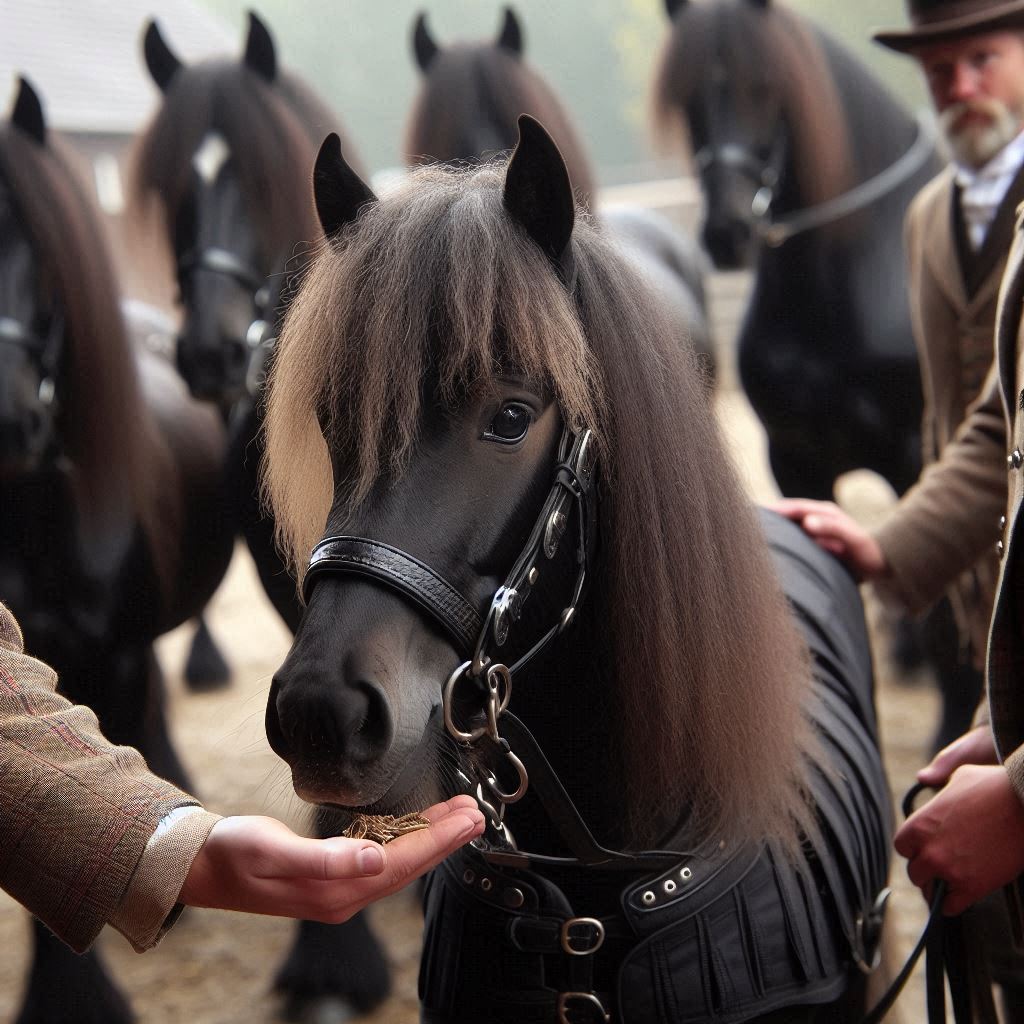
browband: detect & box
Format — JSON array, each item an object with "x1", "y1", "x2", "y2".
[{"x1": 303, "y1": 535, "x2": 483, "y2": 655}]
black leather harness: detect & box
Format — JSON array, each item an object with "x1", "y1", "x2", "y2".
[{"x1": 301, "y1": 408, "x2": 895, "y2": 1023}]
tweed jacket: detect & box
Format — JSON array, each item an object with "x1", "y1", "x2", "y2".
[
  {"x1": 0, "y1": 603, "x2": 219, "y2": 953},
  {"x1": 873, "y1": 198, "x2": 1024, "y2": 803},
  {"x1": 891, "y1": 166, "x2": 1024, "y2": 665}
]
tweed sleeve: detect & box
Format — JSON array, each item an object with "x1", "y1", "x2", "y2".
[
  {"x1": 872, "y1": 363, "x2": 1007, "y2": 614},
  {"x1": 0, "y1": 603, "x2": 204, "y2": 954},
  {"x1": 108, "y1": 807, "x2": 221, "y2": 952}
]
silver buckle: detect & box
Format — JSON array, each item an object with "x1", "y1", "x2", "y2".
[
  {"x1": 560, "y1": 917, "x2": 606, "y2": 956},
  {"x1": 557, "y1": 991, "x2": 610, "y2": 1023}
]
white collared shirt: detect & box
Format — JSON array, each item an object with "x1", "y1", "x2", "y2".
[{"x1": 955, "y1": 129, "x2": 1024, "y2": 250}]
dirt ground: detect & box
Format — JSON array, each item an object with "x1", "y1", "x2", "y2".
[{"x1": 0, "y1": 271, "x2": 939, "y2": 1023}]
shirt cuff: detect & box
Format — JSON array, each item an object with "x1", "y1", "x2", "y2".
[{"x1": 108, "y1": 809, "x2": 222, "y2": 952}]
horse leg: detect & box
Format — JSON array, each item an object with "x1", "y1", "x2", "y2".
[
  {"x1": 15, "y1": 917, "x2": 134, "y2": 1024},
  {"x1": 182, "y1": 614, "x2": 231, "y2": 692},
  {"x1": 273, "y1": 810, "x2": 391, "y2": 1021}
]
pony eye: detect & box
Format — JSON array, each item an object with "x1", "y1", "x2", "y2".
[{"x1": 484, "y1": 402, "x2": 532, "y2": 444}]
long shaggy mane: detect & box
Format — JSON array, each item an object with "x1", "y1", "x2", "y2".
[
  {"x1": 0, "y1": 124, "x2": 170, "y2": 560},
  {"x1": 263, "y1": 159, "x2": 819, "y2": 851},
  {"x1": 404, "y1": 45, "x2": 597, "y2": 203},
  {"x1": 652, "y1": 0, "x2": 853, "y2": 207}
]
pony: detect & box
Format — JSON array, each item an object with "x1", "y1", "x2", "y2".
[
  {"x1": 653, "y1": 0, "x2": 944, "y2": 498},
  {"x1": 0, "y1": 77, "x2": 233, "y2": 1024},
  {"x1": 261, "y1": 117, "x2": 893, "y2": 1023},
  {"x1": 406, "y1": 5, "x2": 715, "y2": 382},
  {"x1": 128, "y1": 13, "x2": 392, "y2": 1018}
]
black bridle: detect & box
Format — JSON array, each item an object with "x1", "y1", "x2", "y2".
[
  {"x1": 0, "y1": 308, "x2": 64, "y2": 461},
  {"x1": 302, "y1": 421, "x2": 693, "y2": 874},
  {"x1": 175, "y1": 245, "x2": 280, "y2": 407}
]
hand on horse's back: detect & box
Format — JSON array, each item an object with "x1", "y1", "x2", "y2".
[{"x1": 770, "y1": 498, "x2": 890, "y2": 581}]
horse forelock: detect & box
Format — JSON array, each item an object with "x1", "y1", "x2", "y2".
[
  {"x1": 263, "y1": 159, "x2": 819, "y2": 855},
  {"x1": 0, "y1": 126, "x2": 173, "y2": 572},
  {"x1": 129, "y1": 61, "x2": 327, "y2": 265},
  {"x1": 653, "y1": 0, "x2": 853, "y2": 208},
  {"x1": 404, "y1": 44, "x2": 597, "y2": 203}
]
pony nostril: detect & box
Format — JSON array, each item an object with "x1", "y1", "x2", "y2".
[
  {"x1": 351, "y1": 680, "x2": 394, "y2": 755},
  {"x1": 267, "y1": 673, "x2": 394, "y2": 767}
]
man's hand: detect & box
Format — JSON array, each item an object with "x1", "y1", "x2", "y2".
[
  {"x1": 180, "y1": 795, "x2": 485, "y2": 923},
  {"x1": 770, "y1": 499, "x2": 890, "y2": 581},
  {"x1": 917, "y1": 725, "x2": 998, "y2": 788},
  {"x1": 894, "y1": 765, "x2": 1024, "y2": 916}
]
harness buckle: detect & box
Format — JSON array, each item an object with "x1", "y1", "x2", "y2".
[
  {"x1": 557, "y1": 991, "x2": 610, "y2": 1023},
  {"x1": 560, "y1": 917, "x2": 606, "y2": 956},
  {"x1": 852, "y1": 887, "x2": 891, "y2": 975}
]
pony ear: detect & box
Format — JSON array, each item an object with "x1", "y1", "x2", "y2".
[
  {"x1": 244, "y1": 10, "x2": 277, "y2": 82},
  {"x1": 664, "y1": 0, "x2": 688, "y2": 17},
  {"x1": 497, "y1": 7, "x2": 524, "y2": 56},
  {"x1": 412, "y1": 12, "x2": 440, "y2": 72},
  {"x1": 313, "y1": 133, "x2": 378, "y2": 240},
  {"x1": 143, "y1": 20, "x2": 183, "y2": 92},
  {"x1": 503, "y1": 115, "x2": 575, "y2": 284},
  {"x1": 11, "y1": 76, "x2": 46, "y2": 146}
]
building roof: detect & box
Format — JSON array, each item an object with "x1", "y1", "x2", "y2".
[{"x1": 1, "y1": 0, "x2": 236, "y2": 134}]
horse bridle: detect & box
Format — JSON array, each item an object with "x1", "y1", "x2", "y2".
[
  {"x1": 302, "y1": 421, "x2": 694, "y2": 874},
  {"x1": 303, "y1": 425, "x2": 590, "y2": 825},
  {"x1": 176, "y1": 245, "x2": 280, "y2": 404},
  {"x1": 0, "y1": 308, "x2": 64, "y2": 459},
  {"x1": 694, "y1": 100, "x2": 935, "y2": 249}
]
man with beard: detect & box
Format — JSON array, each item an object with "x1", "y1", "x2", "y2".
[
  {"x1": 775, "y1": 1, "x2": 1024, "y2": 1016},
  {"x1": 888, "y1": 2, "x2": 1024, "y2": 758}
]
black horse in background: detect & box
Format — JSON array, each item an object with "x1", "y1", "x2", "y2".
[
  {"x1": 407, "y1": 6, "x2": 716, "y2": 383},
  {"x1": 654, "y1": 0, "x2": 943, "y2": 498},
  {"x1": 0, "y1": 78, "x2": 233, "y2": 1024},
  {"x1": 130, "y1": 13, "x2": 391, "y2": 1021},
  {"x1": 261, "y1": 118, "x2": 893, "y2": 1023}
]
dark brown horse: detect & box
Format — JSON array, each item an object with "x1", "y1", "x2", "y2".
[
  {"x1": 129, "y1": 13, "x2": 391, "y2": 1019},
  {"x1": 406, "y1": 6, "x2": 715, "y2": 381},
  {"x1": 261, "y1": 118, "x2": 892, "y2": 1022},
  {"x1": 0, "y1": 77, "x2": 233, "y2": 1024}
]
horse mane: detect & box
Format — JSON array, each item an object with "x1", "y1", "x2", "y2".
[
  {"x1": 404, "y1": 43, "x2": 597, "y2": 204},
  {"x1": 262, "y1": 160, "x2": 819, "y2": 851},
  {"x1": 0, "y1": 124, "x2": 169, "y2": 564},
  {"x1": 652, "y1": 0, "x2": 853, "y2": 208},
  {"x1": 130, "y1": 60, "x2": 356, "y2": 265}
]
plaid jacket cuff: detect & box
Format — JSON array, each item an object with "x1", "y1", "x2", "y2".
[{"x1": 109, "y1": 809, "x2": 222, "y2": 952}]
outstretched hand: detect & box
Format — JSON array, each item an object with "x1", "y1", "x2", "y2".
[
  {"x1": 770, "y1": 499, "x2": 890, "y2": 581},
  {"x1": 895, "y1": 765, "x2": 1024, "y2": 916},
  {"x1": 180, "y1": 795, "x2": 485, "y2": 923}
]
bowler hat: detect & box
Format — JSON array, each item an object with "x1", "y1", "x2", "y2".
[{"x1": 874, "y1": 0, "x2": 1024, "y2": 53}]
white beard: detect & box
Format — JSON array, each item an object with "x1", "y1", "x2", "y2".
[{"x1": 940, "y1": 98, "x2": 1022, "y2": 168}]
